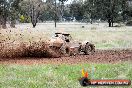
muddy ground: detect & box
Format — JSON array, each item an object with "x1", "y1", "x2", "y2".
[{"x1": 0, "y1": 49, "x2": 132, "y2": 65}]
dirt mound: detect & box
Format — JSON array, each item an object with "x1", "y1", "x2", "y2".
[
  {"x1": 0, "y1": 49, "x2": 132, "y2": 65},
  {"x1": 0, "y1": 41, "x2": 61, "y2": 58}
]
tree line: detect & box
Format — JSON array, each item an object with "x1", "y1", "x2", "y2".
[{"x1": 0, "y1": 0, "x2": 132, "y2": 29}]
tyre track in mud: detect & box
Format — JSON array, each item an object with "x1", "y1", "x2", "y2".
[{"x1": 0, "y1": 49, "x2": 132, "y2": 65}]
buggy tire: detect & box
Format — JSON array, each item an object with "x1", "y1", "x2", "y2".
[
  {"x1": 84, "y1": 42, "x2": 95, "y2": 55},
  {"x1": 60, "y1": 45, "x2": 71, "y2": 56}
]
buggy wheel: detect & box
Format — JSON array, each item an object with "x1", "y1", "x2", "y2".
[
  {"x1": 60, "y1": 46, "x2": 71, "y2": 56},
  {"x1": 84, "y1": 43, "x2": 95, "y2": 55},
  {"x1": 84, "y1": 45, "x2": 91, "y2": 55},
  {"x1": 65, "y1": 47, "x2": 71, "y2": 56}
]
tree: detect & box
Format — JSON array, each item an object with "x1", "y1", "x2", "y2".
[
  {"x1": 30, "y1": 0, "x2": 46, "y2": 28},
  {"x1": 70, "y1": 0, "x2": 84, "y2": 21},
  {"x1": 83, "y1": 0, "x2": 97, "y2": 23},
  {"x1": 44, "y1": 0, "x2": 65, "y2": 22},
  {"x1": 0, "y1": 0, "x2": 3, "y2": 28},
  {"x1": 59, "y1": 0, "x2": 68, "y2": 21},
  {"x1": 121, "y1": 0, "x2": 128, "y2": 22},
  {"x1": 83, "y1": 0, "x2": 128, "y2": 27},
  {"x1": 0, "y1": 0, "x2": 22, "y2": 29},
  {"x1": 0, "y1": 0, "x2": 9, "y2": 29},
  {"x1": 45, "y1": 0, "x2": 59, "y2": 22},
  {"x1": 122, "y1": 0, "x2": 132, "y2": 22},
  {"x1": 20, "y1": 0, "x2": 46, "y2": 28},
  {"x1": 10, "y1": 0, "x2": 22, "y2": 28}
]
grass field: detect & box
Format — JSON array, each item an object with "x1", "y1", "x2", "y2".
[
  {"x1": 0, "y1": 62, "x2": 132, "y2": 88},
  {"x1": 0, "y1": 23, "x2": 132, "y2": 88}
]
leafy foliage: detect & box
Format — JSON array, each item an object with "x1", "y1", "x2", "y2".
[
  {"x1": 0, "y1": 0, "x2": 22, "y2": 28},
  {"x1": 1, "y1": 0, "x2": 132, "y2": 28},
  {"x1": 82, "y1": 0, "x2": 132, "y2": 26}
]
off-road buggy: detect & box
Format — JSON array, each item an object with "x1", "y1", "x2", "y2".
[{"x1": 49, "y1": 32, "x2": 95, "y2": 56}]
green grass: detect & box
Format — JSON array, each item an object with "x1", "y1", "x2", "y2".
[{"x1": 0, "y1": 62, "x2": 132, "y2": 88}]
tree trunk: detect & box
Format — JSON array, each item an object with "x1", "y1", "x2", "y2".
[
  {"x1": 122, "y1": 14, "x2": 126, "y2": 23},
  {"x1": 108, "y1": 19, "x2": 114, "y2": 27},
  {"x1": 60, "y1": 1, "x2": 64, "y2": 22},
  {"x1": 90, "y1": 19, "x2": 93, "y2": 24},
  {"x1": 31, "y1": 17, "x2": 37, "y2": 28},
  {"x1": 32, "y1": 22, "x2": 36, "y2": 28},
  {"x1": 0, "y1": 15, "x2": 2, "y2": 29},
  {"x1": 108, "y1": 18, "x2": 111, "y2": 27},
  {"x1": 2, "y1": 15, "x2": 7, "y2": 29},
  {"x1": 30, "y1": 5, "x2": 37, "y2": 28},
  {"x1": 10, "y1": 20, "x2": 16, "y2": 28},
  {"x1": 31, "y1": 16, "x2": 37, "y2": 28},
  {"x1": 109, "y1": 22, "x2": 111, "y2": 27},
  {"x1": 2, "y1": 2, "x2": 7, "y2": 29},
  {"x1": 111, "y1": 16, "x2": 114, "y2": 27}
]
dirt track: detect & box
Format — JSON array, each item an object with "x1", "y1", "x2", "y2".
[{"x1": 0, "y1": 49, "x2": 132, "y2": 65}]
